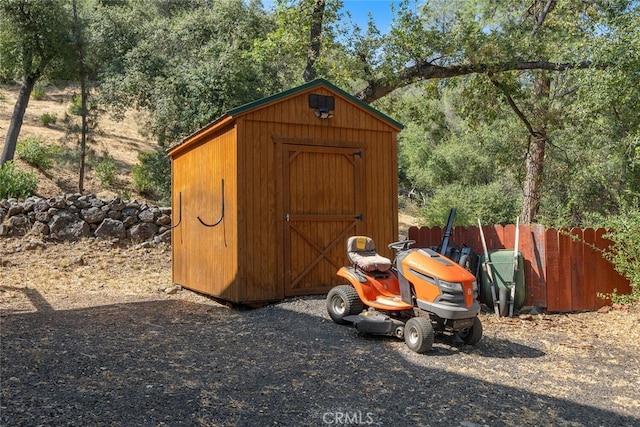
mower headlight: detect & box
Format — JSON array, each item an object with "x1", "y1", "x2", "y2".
[{"x1": 439, "y1": 280, "x2": 463, "y2": 292}]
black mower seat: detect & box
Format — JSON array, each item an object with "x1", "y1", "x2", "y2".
[{"x1": 346, "y1": 236, "x2": 392, "y2": 272}]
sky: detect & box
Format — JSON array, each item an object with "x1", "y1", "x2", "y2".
[
  {"x1": 339, "y1": 0, "x2": 403, "y2": 32},
  {"x1": 261, "y1": 1, "x2": 407, "y2": 33}
]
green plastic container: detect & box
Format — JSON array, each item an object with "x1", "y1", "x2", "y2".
[{"x1": 479, "y1": 249, "x2": 526, "y2": 315}]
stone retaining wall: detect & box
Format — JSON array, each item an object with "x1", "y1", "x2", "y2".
[{"x1": 0, "y1": 194, "x2": 172, "y2": 244}]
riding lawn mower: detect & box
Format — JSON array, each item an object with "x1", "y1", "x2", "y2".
[{"x1": 326, "y1": 235, "x2": 483, "y2": 354}]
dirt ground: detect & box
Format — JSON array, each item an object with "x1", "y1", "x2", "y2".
[
  {"x1": 1, "y1": 237, "x2": 639, "y2": 426},
  {"x1": 0, "y1": 84, "x2": 155, "y2": 199}
]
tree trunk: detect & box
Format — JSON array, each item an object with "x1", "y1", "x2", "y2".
[
  {"x1": 520, "y1": 74, "x2": 551, "y2": 224},
  {"x1": 1, "y1": 75, "x2": 37, "y2": 165},
  {"x1": 521, "y1": 134, "x2": 546, "y2": 223},
  {"x1": 74, "y1": 0, "x2": 87, "y2": 193},
  {"x1": 303, "y1": 0, "x2": 325, "y2": 82}
]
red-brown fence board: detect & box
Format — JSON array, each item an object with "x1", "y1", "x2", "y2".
[
  {"x1": 522, "y1": 224, "x2": 547, "y2": 307},
  {"x1": 408, "y1": 224, "x2": 630, "y2": 312},
  {"x1": 569, "y1": 228, "x2": 584, "y2": 311},
  {"x1": 583, "y1": 228, "x2": 598, "y2": 309}
]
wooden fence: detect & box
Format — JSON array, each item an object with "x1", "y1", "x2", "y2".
[{"x1": 407, "y1": 225, "x2": 630, "y2": 312}]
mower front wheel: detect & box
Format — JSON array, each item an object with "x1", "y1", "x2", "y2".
[
  {"x1": 326, "y1": 285, "x2": 364, "y2": 325},
  {"x1": 404, "y1": 317, "x2": 434, "y2": 354},
  {"x1": 457, "y1": 316, "x2": 483, "y2": 345}
]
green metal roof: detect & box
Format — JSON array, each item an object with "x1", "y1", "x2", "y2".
[{"x1": 227, "y1": 78, "x2": 404, "y2": 130}]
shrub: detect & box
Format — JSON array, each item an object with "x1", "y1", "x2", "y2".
[
  {"x1": 40, "y1": 113, "x2": 57, "y2": 127},
  {"x1": 419, "y1": 180, "x2": 521, "y2": 227},
  {"x1": 0, "y1": 162, "x2": 38, "y2": 199},
  {"x1": 16, "y1": 136, "x2": 56, "y2": 170},
  {"x1": 67, "y1": 95, "x2": 94, "y2": 116},
  {"x1": 132, "y1": 150, "x2": 170, "y2": 204},
  {"x1": 31, "y1": 84, "x2": 45, "y2": 100},
  {"x1": 68, "y1": 95, "x2": 83, "y2": 116},
  {"x1": 94, "y1": 155, "x2": 117, "y2": 187},
  {"x1": 600, "y1": 204, "x2": 640, "y2": 305}
]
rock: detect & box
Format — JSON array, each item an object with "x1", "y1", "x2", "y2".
[
  {"x1": 155, "y1": 214, "x2": 171, "y2": 226},
  {"x1": 7, "y1": 204, "x2": 24, "y2": 216},
  {"x1": 122, "y1": 207, "x2": 138, "y2": 217},
  {"x1": 138, "y1": 209, "x2": 156, "y2": 223},
  {"x1": 29, "y1": 221, "x2": 50, "y2": 236},
  {"x1": 154, "y1": 230, "x2": 172, "y2": 244},
  {"x1": 33, "y1": 199, "x2": 50, "y2": 213},
  {"x1": 1, "y1": 193, "x2": 173, "y2": 243},
  {"x1": 122, "y1": 215, "x2": 137, "y2": 228},
  {"x1": 71, "y1": 256, "x2": 85, "y2": 266},
  {"x1": 73, "y1": 197, "x2": 91, "y2": 209},
  {"x1": 95, "y1": 218, "x2": 126, "y2": 239},
  {"x1": 129, "y1": 222, "x2": 158, "y2": 242},
  {"x1": 34, "y1": 211, "x2": 50, "y2": 223},
  {"x1": 23, "y1": 196, "x2": 41, "y2": 212},
  {"x1": 48, "y1": 196, "x2": 67, "y2": 209},
  {"x1": 164, "y1": 285, "x2": 181, "y2": 295},
  {"x1": 81, "y1": 207, "x2": 106, "y2": 224},
  {"x1": 7, "y1": 214, "x2": 29, "y2": 236},
  {"x1": 48, "y1": 212, "x2": 91, "y2": 241},
  {"x1": 108, "y1": 198, "x2": 126, "y2": 211},
  {"x1": 106, "y1": 210, "x2": 122, "y2": 220},
  {"x1": 89, "y1": 195, "x2": 104, "y2": 208}
]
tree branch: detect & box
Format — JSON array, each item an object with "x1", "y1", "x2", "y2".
[
  {"x1": 489, "y1": 77, "x2": 540, "y2": 139},
  {"x1": 354, "y1": 59, "x2": 596, "y2": 103},
  {"x1": 531, "y1": 0, "x2": 557, "y2": 37}
]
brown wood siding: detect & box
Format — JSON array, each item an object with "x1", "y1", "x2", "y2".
[
  {"x1": 171, "y1": 126, "x2": 238, "y2": 300},
  {"x1": 235, "y1": 118, "x2": 280, "y2": 302}
]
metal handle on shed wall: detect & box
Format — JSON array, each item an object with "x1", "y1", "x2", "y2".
[
  {"x1": 166, "y1": 192, "x2": 182, "y2": 229},
  {"x1": 197, "y1": 179, "x2": 225, "y2": 228}
]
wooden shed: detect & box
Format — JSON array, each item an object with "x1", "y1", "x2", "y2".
[{"x1": 167, "y1": 79, "x2": 403, "y2": 304}]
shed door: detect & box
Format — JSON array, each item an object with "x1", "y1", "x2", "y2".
[{"x1": 283, "y1": 144, "x2": 364, "y2": 296}]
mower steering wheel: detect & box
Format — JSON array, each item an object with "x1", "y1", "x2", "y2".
[{"x1": 388, "y1": 240, "x2": 416, "y2": 251}]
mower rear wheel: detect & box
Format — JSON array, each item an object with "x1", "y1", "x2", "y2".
[
  {"x1": 457, "y1": 316, "x2": 483, "y2": 345},
  {"x1": 404, "y1": 317, "x2": 434, "y2": 354},
  {"x1": 326, "y1": 285, "x2": 364, "y2": 325}
]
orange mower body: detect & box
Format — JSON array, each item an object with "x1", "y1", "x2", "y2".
[{"x1": 327, "y1": 237, "x2": 482, "y2": 354}]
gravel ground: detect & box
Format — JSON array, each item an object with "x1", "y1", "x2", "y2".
[{"x1": 1, "y1": 240, "x2": 640, "y2": 426}]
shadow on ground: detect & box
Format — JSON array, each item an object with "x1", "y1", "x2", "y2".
[{"x1": 1, "y1": 295, "x2": 638, "y2": 426}]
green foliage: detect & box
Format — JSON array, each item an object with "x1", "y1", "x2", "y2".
[
  {"x1": 132, "y1": 150, "x2": 170, "y2": 204},
  {"x1": 16, "y1": 136, "x2": 57, "y2": 170},
  {"x1": 68, "y1": 95, "x2": 82, "y2": 116},
  {"x1": 0, "y1": 162, "x2": 38, "y2": 199},
  {"x1": 95, "y1": 0, "x2": 279, "y2": 145},
  {"x1": 67, "y1": 95, "x2": 93, "y2": 116},
  {"x1": 40, "y1": 113, "x2": 57, "y2": 126},
  {"x1": 93, "y1": 155, "x2": 117, "y2": 187},
  {"x1": 600, "y1": 204, "x2": 640, "y2": 305},
  {"x1": 31, "y1": 84, "x2": 45, "y2": 100},
  {"x1": 419, "y1": 180, "x2": 521, "y2": 227},
  {"x1": 0, "y1": 0, "x2": 75, "y2": 82}
]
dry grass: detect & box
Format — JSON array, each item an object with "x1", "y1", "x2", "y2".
[{"x1": 0, "y1": 84, "x2": 156, "y2": 198}]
